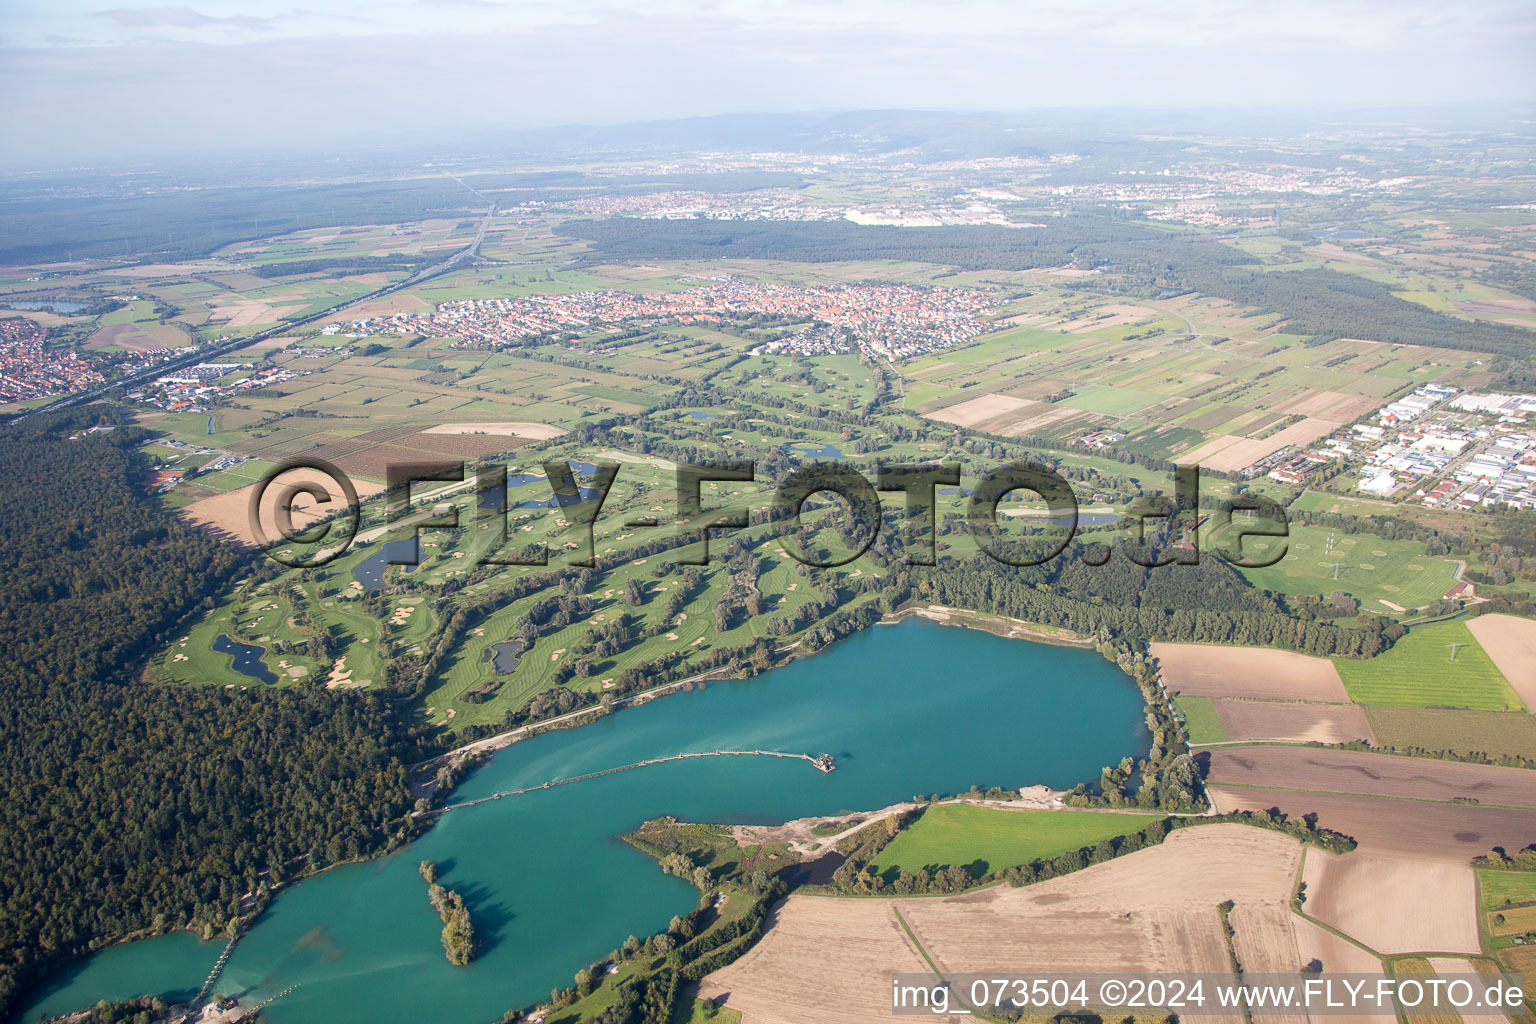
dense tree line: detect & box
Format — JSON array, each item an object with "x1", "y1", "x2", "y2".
[
  {"x1": 910, "y1": 546, "x2": 1392, "y2": 657},
  {"x1": 0, "y1": 178, "x2": 480, "y2": 264},
  {"x1": 0, "y1": 411, "x2": 413, "y2": 1019}
]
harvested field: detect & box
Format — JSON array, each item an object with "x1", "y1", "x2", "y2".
[
  {"x1": 704, "y1": 825, "x2": 1296, "y2": 1024},
  {"x1": 1362, "y1": 707, "x2": 1536, "y2": 761},
  {"x1": 1467, "y1": 614, "x2": 1536, "y2": 712},
  {"x1": 1212, "y1": 699, "x2": 1374, "y2": 744},
  {"x1": 1262, "y1": 417, "x2": 1343, "y2": 450},
  {"x1": 1230, "y1": 904, "x2": 1309, "y2": 1024},
  {"x1": 696, "y1": 898, "x2": 946, "y2": 1024},
  {"x1": 1301, "y1": 850, "x2": 1479, "y2": 954},
  {"x1": 1280, "y1": 389, "x2": 1356, "y2": 418},
  {"x1": 1207, "y1": 787, "x2": 1536, "y2": 859},
  {"x1": 1291, "y1": 914, "x2": 1383, "y2": 974},
  {"x1": 1202, "y1": 747, "x2": 1536, "y2": 809},
  {"x1": 1151, "y1": 643, "x2": 1350, "y2": 702},
  {"x1": 926, "y1": 392, "x2": 1035, "y2": 428},
  {"x1": 181, "y1": 468, "x2": 385, "y2": 547},
  {"x1": 420, "y1": 421, "x2": 566, "y2": 439},
  {"x1": 1424, "y1": 958, "x2": 1512, "y2": 1024},
  {"x1": 1290, "y1": 917, "x2": 1384, "y2": 1024},
  {"x1": 996, "y1": 405, "x2": 1082, "y2": 436}
]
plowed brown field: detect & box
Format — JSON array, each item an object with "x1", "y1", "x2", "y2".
[
  {"x1": 1301, "y1": 850, "x2": 1479, "y2": 954},
  {"x1": 1207, "y1": 787, "x2": 1536, "y2": 859},
  {"x1": 1212, "y1": 700, "x2": 1373, "y2": 744},
  {"x1": 1152, "y1": 643, "x2": 1350, "y2": 702},
  {"x1": 1204, "y1": 747, "x2": 1536, "y2": 809}
]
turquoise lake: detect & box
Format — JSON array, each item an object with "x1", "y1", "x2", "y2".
[{"x1": 19, "y1": 619, "x2": 1150, "y2": 1023}]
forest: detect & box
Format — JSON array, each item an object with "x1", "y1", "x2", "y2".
[
  {"x1": 0, "y1": 177, "x2": 482, "y2": 264},
  {"x1": 0, "y1": 410, "x2": 414, "y2": 1020}
]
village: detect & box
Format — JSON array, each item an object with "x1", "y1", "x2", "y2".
[
  {"x1": 0, "y1": 318, "x2": 103, "y2": 402},
  {"x1": 387, "y1": 279, "x2": 1000, "y2": 361}
]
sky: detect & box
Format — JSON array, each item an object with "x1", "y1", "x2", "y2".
[{"x1": 2, "y1": 0, "x2": 1534, "y2": 164}]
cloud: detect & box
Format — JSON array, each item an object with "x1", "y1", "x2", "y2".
[
  {"x1": 90, "y1": 6, "x2": 274, "y2": 31},
  {"x1": 417, "y1": 0, "x2": 506, "y2": 7}
]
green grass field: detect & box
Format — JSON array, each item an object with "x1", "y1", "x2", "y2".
[
  {"x1": 1175, "y1": 696, "x2": 1231, "y2": 745},
  {"x1": 871, "y1": 805, "x2": 1162, "y2": 878},
  {"x1": 1227, "y1": 523, "x2": 1460, "y2": 613},
  {"x1": 1336, "y1": 619, "x2": 1523, "y2": 711},
  {"x1": 1479, "y1": 870, "x2": 1536, "y2": 910}
]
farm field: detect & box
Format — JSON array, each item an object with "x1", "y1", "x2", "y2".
[
  {"x1": 1203, "y1": 746, "x2": 1536, "y2": 809},
  {"x1": 179, "y1": 466, "x2": 388, "y2": 546},
  {"x1": 1362, "y1": 706, "x2": 1536, "y2": 761},
  {"x1": 705, "y1": 824, "x2": 1299, "y2": 1024},
  {"x1": 1174, "y1": 696, "x2": 1230, "y2": 744},
  {"x1": 1301, "y1": 850, "x2": 1479, "y2": 955},
  {"x1": 1225, "y1": 524, "x2": 1461, "y2": 613},
  {"x1": 1466, "y1": 614, "x2": 1536, "y2": 712},
  {"x1": 1210, "y1": 699, "x2": 1374, "y2": 745},
  {"x1": 1334, "y1": 619, "x2": 1523, "y2": 711},
  {"x1": 1479, "y1": 870, "x2": 1536, "y2": 910},
  {"x1": 1152, "y1": 642, "x2": 1350, "y2": 702},
  {"x1": 1207, "y1": 787, "x2": 1536, "y2": 859},
  {"x1": 869, "y1": 805, "x2": 1162, "y2": 878},
  {"x1": 898, "y1": 294, "x2": 1474, "y2": 471}
]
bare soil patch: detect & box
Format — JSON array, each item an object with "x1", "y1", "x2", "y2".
[
  {"x1": 1301, "y1": 850, "x2": 1479, "y2": 954},
  {"x1": 1290, "y1": 916, "x2": 1384, "y2": 1024},
  {"x1": 698, "y1": 898, "x2": 943, "y2": 1024},
  {"x1": 1195, "y1": 436, "x2": 1296, "y2": 473},
  {"x1": 1207, "y1": 787, "x2": 1536, "y2": 860},
  {"x1": 1152, "y1": 643, "x2": 1350, "y2": 702},
  {"x1": 181, "y1": 468, "x2": 385, "y2": 547},
  {"x1": 997, "y1": 404, "x2": 1081, "y2": 436},
  {"x1": 1279, "y1": 389, "x2": 1354, "y2": 418},
  {"x1": 1466, "y1": 614, "x2": 1536, "y2": 712},
  {"x1": 1204, "y1": 747, "x2": 1536, "y2": 809},
  {"x1": 1231, "y1": 904, "x2": 1309, "y2": 1024},
  {"x1": 1212, "y1": 700, "x2": 1374, "y2": 744},
  {"x1": 926, "y1": 392, "x2": 1035, "y2": 428}
]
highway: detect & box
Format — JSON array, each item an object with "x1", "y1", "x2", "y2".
[{"x1": 18, "y1": 201, "x2": 495, "y2": 421}]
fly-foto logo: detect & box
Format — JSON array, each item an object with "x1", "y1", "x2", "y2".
[{"x1": 247, "y1": 458, "x2": 1288, "y2": 571}]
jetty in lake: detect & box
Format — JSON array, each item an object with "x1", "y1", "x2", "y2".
[{"x1": 424, "y1": 749, "x2": 835, "y2": 815}]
